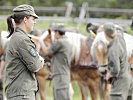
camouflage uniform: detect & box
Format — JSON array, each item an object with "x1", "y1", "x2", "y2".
[{"x1": 48, "y1": 35, "x2": 72, "y2": 100}]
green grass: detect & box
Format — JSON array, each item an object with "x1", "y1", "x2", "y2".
[
  {"x1": 45, "y1": 81, "x2": 82, "y2": 100},
  {"x1": 0, "y1": 20, "x2": 132, "y2": 36}
]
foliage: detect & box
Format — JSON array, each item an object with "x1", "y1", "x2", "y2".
[{"x1": 0, "y1": 0, "x2": 132, "y2": 19}]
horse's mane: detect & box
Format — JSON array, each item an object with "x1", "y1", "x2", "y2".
[
  {"x1": 91, "y1": 31, "x2": 133, "y2": 58},
  {"x1": 65, "y1": 32, "x2": 87, "y2": 63},
  {"x1": 40, "y1": 31, "x2": 87, "y2": 63}
]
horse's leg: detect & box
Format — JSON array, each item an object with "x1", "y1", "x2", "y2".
[
  {"x1": 99, "y1": 77, "x2": 110, "y2": 100},
  {"x1": 87, "y1": 78, "x2": 99, "y2": 100},
  {"x1": 69, "y1": 83, "x2": 74, "y2": 100},
  {"x1": 78, "y1": 81, "x2": 90, "y2": 100},
  {"x1": 36, "y1": 75, "x2": 47, "y2": 100},
  {"x1": 36, "y1": 68, "x2": 50, "y2": 100}
]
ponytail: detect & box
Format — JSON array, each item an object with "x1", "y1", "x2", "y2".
[{"x1": 7, "y1": 15, "x2": 14, "y2": 38}]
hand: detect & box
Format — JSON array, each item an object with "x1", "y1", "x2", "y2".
[{"x1": 105, "y1": 72, "x2": 112, "y2": 81}]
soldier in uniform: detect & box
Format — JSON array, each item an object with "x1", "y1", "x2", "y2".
[
  {"x1": 5, "y1": 4, "x2": 44, "y2": 100},
  {"x1": 104, "y1": 23, "x2": 132, "y2": 100},
  {"x1": 41, "y1": 27, "x2": 72, "y2": 100}
]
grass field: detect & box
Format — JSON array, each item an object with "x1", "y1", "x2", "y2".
[
  {"x1": 45, "y1": 81, "x2": 82, "y2": 100},
  {"x1": 0, "y1": 20, "x2": 132, "y2": 35}
]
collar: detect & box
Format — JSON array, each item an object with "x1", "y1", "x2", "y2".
[{"x1": 15, "y1": 27, "x2": 28, "y2": 36}]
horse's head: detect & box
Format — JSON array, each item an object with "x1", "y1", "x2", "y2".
[
  {"x1": 41, "y1": 29, "x2": 54, "y2": 47},
  {"x1": 94, "y1": 40, "x2": 108, "y2": 66},
  {"x1": 131, "y1": 19, "x2": 133, "y2": 30},
  {"x1": 91, "y1": 31, "x2": 109, "y2": 67}
]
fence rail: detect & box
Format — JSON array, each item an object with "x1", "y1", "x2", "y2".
[
  {"x1": 0, "y1": 15, "x2": 131, "y2": 25},
  {"x1": 0, "y1": 2, "x2": 132, "y2": 25},
  {"x1": 0, "y1": 2, "x2": 73, "y2": 17},
  {"x1": 87, "y1": 7, "x2": 133, "y2": 15},
  {"x1": 0, "y1": 3, "x2": 133, "y2": 17}
]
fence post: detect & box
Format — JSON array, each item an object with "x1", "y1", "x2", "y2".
[
  {"x1": 76, "y1": 2, "x2": 88, "y2": 31},
  {"x1": 79, "y1": 2, "x2": 88, "y2": 21},
  {"x1": 65, "y1": 2, "x2": 73, "y2": 17}
]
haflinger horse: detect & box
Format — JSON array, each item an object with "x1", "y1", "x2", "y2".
[
  {"x1": 35, "y1": 28, "x2": 102, "y2": 100},
  {"x1": 91, "y1": 24, "x2": 133, "y2": 76},
  {"x1": 91, "y1": 24, "x2": 133, "y2": 100}
]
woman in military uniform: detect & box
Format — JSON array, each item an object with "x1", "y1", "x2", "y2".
[{"x1": 5, "y1": 4, "x2": 44, "y2": 100}]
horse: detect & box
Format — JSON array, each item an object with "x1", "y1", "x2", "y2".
[
  {"x1": 91, "y1": 25, "x2": 133, "y2": 75},
  {"x1": 91, "y1": 25, "x2": 133, "y2": 100},
  {"x1": 35, "y1": 29, "x2": 103, "y2": 100}
]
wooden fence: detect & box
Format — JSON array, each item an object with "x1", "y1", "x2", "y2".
[{"x1": 0, "y1": 2, "x2": 132, "y2": 25}]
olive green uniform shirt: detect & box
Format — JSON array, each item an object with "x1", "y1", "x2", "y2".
[
  {"x1": 107, "y1": 35, "x2": 129, "y2": 78},
  {"x1": 48, "y1": 36, "x2": 72, "y2": 100},
  {"x1": 5, "y1": 27, "x2": 43, "y2": 98},
  {"x1": 48, "y1": 36, "x2": 72, "y2": 77},
  {"x1": 107, "y1": 35, "x2": 132, "y2": 100}
]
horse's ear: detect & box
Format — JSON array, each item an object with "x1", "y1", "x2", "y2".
[
  {"x1": 90, "y1": 30, "x2": 96, "y2": 38},
  {"x1": 131, "y1": 20, "x2": 133, "y2": 30},
  {"x1": 48, "y1": 28, "x2": 52, "y2": 35}
]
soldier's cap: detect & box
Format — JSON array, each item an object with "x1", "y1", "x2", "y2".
[
  {"x1": 13, "y1": 4, "x2": 38, "y2": 19},
  {"x1": 103, "y1": 23, "x2": 116, "y2": 38},
  {"x1": 50, "y1": 23, "x2": 66, "y2": 32}
]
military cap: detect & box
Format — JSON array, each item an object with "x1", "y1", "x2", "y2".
[
  {"x1": 50, "y1": 23, "x2": 65, "y2": 31},
  {"x1": 103, "y1": 23, "x2": 116, "y2": 38},
  {"x1": 50, "y1": 23, "x2": 66, "y2": 34},
  {"x1": 13, "y1": 4, "x2": 38, "y2": 18}
]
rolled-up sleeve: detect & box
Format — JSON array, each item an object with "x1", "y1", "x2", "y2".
[
  {"x1": 108, "y1": 51, "x2": 120, "y2": 77},
  {"x1": 18, "y1": 39, "x2": 44, "y2": 72}
]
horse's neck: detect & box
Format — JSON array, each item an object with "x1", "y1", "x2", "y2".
[{"x1": 123, "y1": 33, "x2": 133, "y2": 58}]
